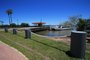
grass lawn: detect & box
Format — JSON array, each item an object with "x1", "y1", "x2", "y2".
[{"x1": 0, "y1": 30, "x2": 90, "y2": 60}]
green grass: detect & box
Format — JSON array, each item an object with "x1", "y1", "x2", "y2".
[{"x1": 0, "y1": 31, "x2": 90, "y2": 60}]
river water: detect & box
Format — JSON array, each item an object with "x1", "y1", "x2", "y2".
[{"x1": 35, "y1": 30, "x2": 71, "y2": 37}]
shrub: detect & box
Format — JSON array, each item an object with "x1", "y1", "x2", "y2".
[
  {"x1": 20, "y1": 23, "x2": 29, "y2": 27},
  {"x1": 77, "y1": 18, "x2": 86, "y2": 31},
  {"x1": 10, "y1": 23, "x2": 17, "y2": 27}
]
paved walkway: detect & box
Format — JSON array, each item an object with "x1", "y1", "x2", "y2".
[{"x1": 0, "y1": 41, "x2": 28, "y2": 60}]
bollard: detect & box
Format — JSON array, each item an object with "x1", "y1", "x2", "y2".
[
  {"x1": 4, "y1": 27, "x2": 8, "y2": 32},
  {"x1": 13, "y1": 29, "x2": 17, "y2": 34},
  {"x1": 25, "y1": 29, "x2": 31, "y2": 39},
  {"x1": 70, "y1": 31, "x2": 86, "y2": 59}
]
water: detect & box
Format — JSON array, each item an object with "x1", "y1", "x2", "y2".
[{"x1": 35, "y1": 30, "x2": 71, "y2": 37}]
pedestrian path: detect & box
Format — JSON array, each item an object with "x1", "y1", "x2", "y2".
[{"x1": 0, "y1": 41, "x2": 28, "y2": 60}]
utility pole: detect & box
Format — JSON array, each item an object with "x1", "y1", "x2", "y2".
[{"x1": 17, "y1": 19, "x2": 19, "y2": 25}]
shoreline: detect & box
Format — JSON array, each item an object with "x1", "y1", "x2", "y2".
[
  {"x1": 48, "y1": 36, "x2": 71, "y2": 44},
  {"x1": 32, "y1": 32, "x2": 71, "y2": 44}
]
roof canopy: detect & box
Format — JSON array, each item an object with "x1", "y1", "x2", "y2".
[{"x1": 32, "y1": 22, "x2": 46, "y2": 24}]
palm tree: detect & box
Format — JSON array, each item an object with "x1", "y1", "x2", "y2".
[{"x1": 6, "y1": 9, "x2": 13, "y2": 25}]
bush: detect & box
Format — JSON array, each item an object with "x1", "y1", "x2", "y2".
[
  {"x1": 10, "y1": 23, "x2": 17, "y2": 27},
  {"x1": 77, "y1": 18, "x2": 86, "y2": 31},
  {"x1": 20, "y1": 23, "x2": 29, "y2": 27},
  {"x1": 86, "y1": 19, "x2": 90, "y2": 30}
]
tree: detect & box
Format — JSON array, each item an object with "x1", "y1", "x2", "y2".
[
  {"x1": 21, "y1": 23, "x2": 29, "y2": 27},
  {"x1": 62, "y1": 21, "x2": 72, "y2": 28},
  {"x1": 68, "y1": 16, "x2": 80, "y2": 30},
  {"x1": 6, "y1": 9, "x2": 13, "y2": 25},
  {"x1": 77, "y1": 18, "x2": 86, "y2": 31},
  {"x1": 10, "y1": 23, "x2": 17, "y2": 27},
  {"x1": 86, "y1": 19, "x2": 90, "y2": 30},
  {"x1": 62, "y1": 16, "x2": 80, "y2": 29}
]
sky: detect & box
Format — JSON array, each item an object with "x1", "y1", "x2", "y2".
[{"x1": 0, "y1": 0, "x2": 90, "y2": 25}]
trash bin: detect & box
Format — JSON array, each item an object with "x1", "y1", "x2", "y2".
[
  {"x1": 25, "y1": 29, "x2": 31, "y2": 39},
  {"x1": 70, "y1": 31, "x2": 86, "y2": 59},
  {"x1": 13, "y1": 29, "x2": 17, "y2": 34},
  {"x1": 4, "y1": 27, "x2": 8, "y2": 32}
]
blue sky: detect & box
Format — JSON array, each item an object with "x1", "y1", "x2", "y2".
[{"x1": 0, "y1": 0, "x2": 90, "y2": 25}]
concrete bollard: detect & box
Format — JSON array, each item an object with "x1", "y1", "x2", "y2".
[
  {"x1": 25, "y1": 29, "x2": 31, "y2": 39},
  {"x1": 70, "y1": 31, "x2": 86, "y2": 59},
  {"x1": 13, "y1": 29, "x2": 17, "y2": 34},
  {"x1": 4, "y1": 27, "x2": 8, "y2": 32}
]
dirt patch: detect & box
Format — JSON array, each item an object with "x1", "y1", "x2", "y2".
[{"x1": 48, "y1": 37, "x2": 71, "y2": 44}]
